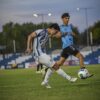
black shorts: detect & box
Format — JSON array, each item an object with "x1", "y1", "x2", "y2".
[{"x1": 61, "y1": 45, "x2": 79, "y2": 59}]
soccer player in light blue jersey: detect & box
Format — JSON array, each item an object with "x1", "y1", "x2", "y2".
[{"x1": 56, "y1": 13, "x2": 93, "y2": 78}]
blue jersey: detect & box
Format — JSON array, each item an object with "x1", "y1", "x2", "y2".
[{"x1": 60, "y1": 24, "x2": 73, "y2": 49}]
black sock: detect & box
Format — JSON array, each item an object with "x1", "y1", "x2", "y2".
[
  {"x1": 81, "y1": 67, "x2": 85, "y2": 69},
  {"x1": 37, "y1": 64, "x2": 40, "y2": 71}
]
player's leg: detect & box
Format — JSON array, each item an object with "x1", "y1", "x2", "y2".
[
  {"x1": 36, "y1": 63, "x2": 42, "y2": 74},
  {"x1": 75, "y1": 52, "x2": 93, "y2": 78},
  {"x1": 41, "y1": 68, "x2": 53, "y2": 88},
  {"x1": 39, "y1": 53, "x2": 54, "y2": 88},
  {"x1": 68, "y1": 45, "x2": 94, "y2": 78},
  {"x1": 53, "y1": 57, "x2": 74, "y2": 81},
  {"x1": 56, "y1": 57, "x2": 66, "y2": 66},
  {"x1": 42, "y1": 64, "x2": 77, "y2": 88},
  {"x1": 55, "y1": 49, "x2": 77, "y2": 82},
  {"x1": 39, "y1": 53, "x2": 77, "y2": 85},
  {"x1": 56, "y1": 47, "x2": 69, "y2": 67},
  {"x1": 40, "y1": 64, "x2": 43, "y2": 70},
  {"x1": 75, "y1": 52, "x2": 85, "y2": 68},
  {"x1": 67, "y1": 45, "x2": 85, "y2": 69},
  {"x1": 37, "y1": 64, "x2": 40, "y2": 71},
  {"x1": 39, "y1": 53, "x2": 71, "y2": 81},
  {"x1": 52, "y1": 63, "x2": 77, "y2": 82}
]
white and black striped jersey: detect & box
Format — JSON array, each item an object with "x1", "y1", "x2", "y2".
[{"x1": 33, "y1": 29, "x2": 49, "y2": 57}]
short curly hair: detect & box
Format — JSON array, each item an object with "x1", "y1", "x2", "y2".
[
  {"x1": 61, "y1": 13, "x2": 70, "y2": 18},
  {"x1": 49, "y1": 23, "x2": 60, "y2": 31}
]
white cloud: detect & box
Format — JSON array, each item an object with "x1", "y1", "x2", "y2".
[{"x1": 0, "y1": 0, "x2": 100, "y2": 32}]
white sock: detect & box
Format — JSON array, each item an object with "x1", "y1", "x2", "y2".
[
  {"x1": 43, "y1": 68, "x2": 53, "y2": 83},
  {"x1": 56, "y1": 68, "x2": 71, "y2": 80}
]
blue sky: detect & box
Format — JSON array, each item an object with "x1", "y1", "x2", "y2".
[{"x1": 0, "y1": 0, "x2": 100, "y2": 32}]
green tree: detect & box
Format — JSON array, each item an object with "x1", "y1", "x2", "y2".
[
  {"x1": 1, "y1": 22, "x2": 80, "y2": 53},
  {"x1": 71, "y1": 25, "x2": 80, "y2": 45},
  {"x1": 80, "y1": 20, "x2": 100, "y2": 45},
  {"x1": 89, "y1": 21, "x2": 100, "y2": 44}
]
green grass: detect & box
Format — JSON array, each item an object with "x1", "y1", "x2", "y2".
[{"x1": 0, "y1": 65, "x2": 100, "y2": 100}]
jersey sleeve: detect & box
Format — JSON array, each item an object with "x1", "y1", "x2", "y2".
[
  {"x1": 60, "y1": 25, "x2": 66, "y2": 37},
  {"x1": 69, "y1": 24, "x2": 73, "y2": 34},
  {"x1": 66, "y1": 24, "x2": 73, "y2": 35},
  {"x1": 34, "y1": 29, "x2": 42, "y2": 36}
]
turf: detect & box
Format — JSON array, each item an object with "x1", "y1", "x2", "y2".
[{"x1": 0, "y1": 65, "x2": 100, "y2": 100}]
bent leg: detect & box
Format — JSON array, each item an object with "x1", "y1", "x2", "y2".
[
  {"x1": 75, "y1": 52, "x2": 85, "y2": 68},
  {"x1": 56, "y1": 57, "x2": 66, "y2": 67}
]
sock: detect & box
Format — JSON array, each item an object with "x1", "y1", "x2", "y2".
[
  {"x1": 81, "y1": 67, "x2": 85, "y2": 69},
  {"x1": 43, "y1": 68, "x2": 53, "y2": 83},
  {"x1": 37, "y1": 64, "x2": 39, "y2": 71},
  {"x1": 56, "y1": 68, "x2": 71, "y2": 81}
]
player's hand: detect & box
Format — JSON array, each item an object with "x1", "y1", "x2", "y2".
[{"x1": 25, "y1": 48, "x2": 32, "y2": 55}]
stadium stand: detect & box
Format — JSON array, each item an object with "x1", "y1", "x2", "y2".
[
  {"x1": 0, "y1": 46, "x2": 100, "y2": 69},
  {"x1": 84, "y1": 48, "x2": 100, "y2": 64}
]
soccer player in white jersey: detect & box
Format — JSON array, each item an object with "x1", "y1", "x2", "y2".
[{"x1": 26, "y1": 23, "x2": 77, "y2": 88}]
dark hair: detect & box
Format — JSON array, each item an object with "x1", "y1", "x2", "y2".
[
  {"x1": 49, "y1": 23, "x2": 60, "y2": 31},
  {"x1": 61, "y1": 13, "x2": 70, "y2": 18}
]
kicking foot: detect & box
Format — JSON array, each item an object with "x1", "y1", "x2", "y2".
[
  {"x1": 69, "y1": 77, "x2": 78, "y2": 82},
  {"x1": 36, "y1": 71, "x2": 41, "y2": 74},
  {"x1": 41, "y1": 81, "x2": 51, "y2": 89},
  {"x1": 41, "y1": 68, "x2": 46, "y2": 75},
  {"x1": 87, "y1": 74, "x2": 94, "y2": 78}
]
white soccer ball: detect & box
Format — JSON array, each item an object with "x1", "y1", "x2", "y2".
[{"x1": 78, "y1": 69, "x2": 89, "y2": 79}]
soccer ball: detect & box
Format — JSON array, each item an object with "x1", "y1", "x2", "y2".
[{"x1": 78, "y1": 69, "x2": 89, "y2": 79}]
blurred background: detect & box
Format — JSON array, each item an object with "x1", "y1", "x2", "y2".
[{"x1": 0, "y1": 0, "x2": 100, "y2": 69}]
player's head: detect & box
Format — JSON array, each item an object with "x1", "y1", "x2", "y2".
[
  {"x1": 61, "y1": 13, "x2": 70, "y2": 25},
  {"x1": 48, "y1": 23, "x2": 60, "y2": 36}
]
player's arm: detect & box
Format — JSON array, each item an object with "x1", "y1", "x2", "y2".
[
  {"x1": 72, "y1": 32, "x2": 79, "y2": 38},
  {"x1": 30, "y1": 39, "x2": 33, "y2": 51},
  {"x1": 26, "y1": 32, "x2": 36, "y2": 53},
  {"x1": 70, "y1": 24, "x2": 79, "y2": 38},
  {"x1": 72, "y1": 32, "x2": 76, "y2": 36}
]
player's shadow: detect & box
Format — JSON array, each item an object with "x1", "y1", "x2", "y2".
[
  {"x1": 69, "y1": 80, "x2": 100, "y2": 87},
  {"x1": 74, "y1": 83, "x2": 90, "y2": 87}
]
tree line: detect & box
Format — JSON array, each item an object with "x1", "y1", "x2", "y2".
[{"x1": 0, "y1": 21, "x2": 100, "y2": 53}]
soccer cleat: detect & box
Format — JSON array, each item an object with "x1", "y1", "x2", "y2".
[
  {"x1": 41, "y1": 81, "x2": 51, "y2": 89},
  {"x1": 41, "y1": 68, "x2": 46, "y2": 75},
  {"x1": 36, "y1": 71, "x2": 41, "y2": 74},
  {"x1": 80, "y1": 68, "x2": 94, "y2": 79},
  {"x1": 69, "y1": 77, "x2": 78, "y2": 82},
  {"x1": 84, "y1": 69, "x2": 94, "y2": 79},
  {"x1": 87, "y1": 74, "x2": 94, "y2": 78}
]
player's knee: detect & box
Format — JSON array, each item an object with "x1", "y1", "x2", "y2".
[
  {"x1": 78, "y1": 54, "x2": 84, "y2": 60},
  {"x1": 57, "y1": 61, "x2": 63, "y2": 66},
  {"x1": 52, "y1": 63, "x2": 60, "y2": 70}
]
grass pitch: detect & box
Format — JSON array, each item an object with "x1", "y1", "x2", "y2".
[{"x1": 0, "y1": 65, "x2": 100, "y2": 100}]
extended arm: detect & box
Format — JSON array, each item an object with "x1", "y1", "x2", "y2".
[{"x1": 26, "y1": 32, "x2": 37, "y2": 53}]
